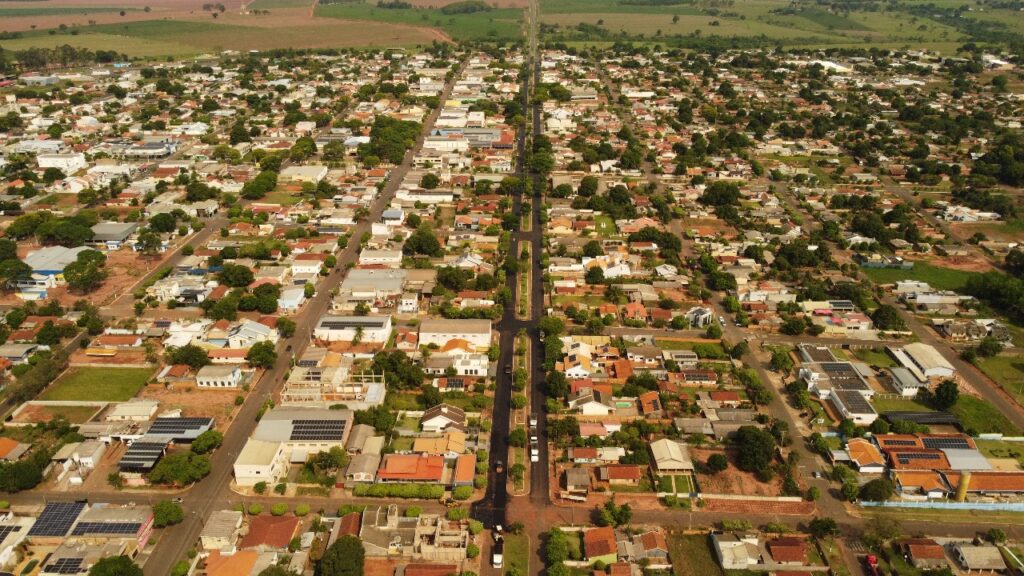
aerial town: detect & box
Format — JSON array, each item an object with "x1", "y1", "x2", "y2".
[{"x1": 0, "y1": 0, "x2": 1023, "y2": 575}]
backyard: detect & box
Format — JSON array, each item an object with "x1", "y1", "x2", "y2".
[
  {"x1": 667, "y1": 533, "x2": 724, "y2": 576},
  {"x1": 40, "y1": 367, "x2": 153, "y2": 402}
]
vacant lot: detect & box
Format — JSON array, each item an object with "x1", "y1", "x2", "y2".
[
  {"x1": 976, "y1": 354, "x2": 1024, "y2": 406},
  {"x1": 951, "y1": 394, "x2": 1020, "y2": 436},
  {"x1": 691, "y1": 447, "x2": 782, "y2": 497},
  {"x1": 41, "y1": 367, "x2": 152, "y2": 402},
  {"x1": 862, "y1": 261, "x2": 973, "y2": 291},
  {"x1": 667, "y1": 533, "x2": 724, "y2": 576},
  {"x1": 503, "y1": 533, "x2": 530, "y2": 575},
  {"x1": 140, "y1": 383, "x2": 241, "y2": 427},
  {"x1": 11, "y1": 403, "x2": 102, "y2": 424}
]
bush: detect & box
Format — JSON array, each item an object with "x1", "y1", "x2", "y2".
[
  {"x1": 271, "y1": 504, "x2": 288, "y2": 516},
  {"x1": 452, "y1": 486, "x2": 473, "y2": 500},
  {"x1": 274, "y1": 483, "x2": 287, "y2": 495},
  {"x1": 295, "y1": 504, "x2": 310, "y2": 516},
  {"x1": 466, "y1": 543, "x2": 480, "y2": 559},
  {"x1": 405, "y1": 506, "x2": 422, "y2": 517},
  {"x1": 446, "y1": 507, "x2": 469, "y2": 520},
  {"x1": 170, "y1": 561, "x2": 190, "y2": 576},
  {"x1": 253, "y1": 481, "x2": 267, "y2": 494},
  {"x1": 248, "y1": 504, "x2": 263, "y2": 515},
  {"x1": 352, "y1": 484, "x2": 444, "y2": 499}
]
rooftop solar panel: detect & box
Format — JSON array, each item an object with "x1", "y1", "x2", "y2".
[
  {"x1": 881, "y1": 439, "x2": 918, "y2": 446},
  {"x1": 147, "y1": 418, "x2": 213, "y2": 434},
  {"x1": 28, "y1": 502, "x2": 85, "y2": 537},
  {"x1": 290, "y1": 419, "x2": 346, "y2": 441},
  {"x1": 71, "y1": 522, "x2": 141, "y2": 536},
  {"x1": 45, "y1": 557, "x2": 84, "y2": 575},
  {"x1": 923, "y1": 437, "x2": 971, "y2": 450},
  {"x1": 0, "y1": 526, "x2": 21, "y2": 542}
]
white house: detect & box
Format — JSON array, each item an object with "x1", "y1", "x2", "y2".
[
  {"x1": 228, "y1": 320, "x2": 279, "y2": 349},
  {"x1": 277, "y1": 286, "x2": 307, "y2": 312},
  {"x1": 418, "y1": 319, "x2": 491, "y2": 351},
  {"x1": 313, "y1": 315, "x2": 392, "y2": 344},
  {"x1": 233, "y1": 439, "x2": 288, "y2": 487},
  {"x1": 36, "y1": 153, "x2": 87, "y2": 173},
  {"x1": 358, "y1": 249, "x2": 403, "y2": 268},
  {"x1": 197, "y1": 365, "x2": 243, "y2": 389}
]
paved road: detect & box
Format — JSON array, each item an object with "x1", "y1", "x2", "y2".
[{"x1": 135, "y1": 57, "x2": 469, "y2": 576}]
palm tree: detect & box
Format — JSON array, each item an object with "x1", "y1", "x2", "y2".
[{"x1": 352, "y1": 326, "x2": 364, "y2": 346}]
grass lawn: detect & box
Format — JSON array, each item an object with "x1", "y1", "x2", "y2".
[
  {"x1": 503, "y1": 534, "x2": 530, "y2": 576},
  {"x1": 871, "y1": 396, "x2": 934, "y2": 413},
  {"x1": 674, "y1": 475, "x2": 694, "y2": 493},
  {"x1": 976, "y1": 439, "x2": 1024, "y2": 469},
  {"x1": 595, "y1": 215, "x2": 616, "y2": 237},
  {"x1": 40, "y1": 368, "x2": 152, "y2": 402},
  {"x1": 396, "y1": 415, "x2": 420, "y2": 431},
  {"x1": 852, "y1": 347, "x2": 897, "y2": 368},
  {"x1": 610, "y1": 476, "x2": 654, "y2": 493},
  {"x1": 668, "y1": 534, "x2": 724, "y2": 576},
  {"x1": 951, "y1": 395, "x2": 1021, "y2": 436},
  {"x1": 565, "y1": 531, "x2": 583, "y2": 561},
  {"x1": 820, "y1": 537, "x2": 852, "y2": 576},
  {"x1": 315, "y1": 3, "x2": 523, "y2": 41},
  {"x1": 862, "y1": 262, "x2": 973, "y2": 292},
  {"x1": 976, "y1": 355, "x2": 1024, "y2": 406},
  {"x1": 386, "y1": 393, "x2": 421, "y2": 411},
  {"x1": 390, "y1": 437, "x2": 414, "y2": 452},
  {"x1": 38, "y1": 404, "x2": 102, "y2": 424}
]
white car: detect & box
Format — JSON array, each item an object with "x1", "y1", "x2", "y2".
[
  {"x1": 530, "y1": 448, "x2": 539, "y2": 462},
  {"x1": 529, "y1": 415, "x2": 538, "y2": 428}
]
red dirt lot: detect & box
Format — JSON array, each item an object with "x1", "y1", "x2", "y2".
[
  {"x1": 691, "y1": 447, "x2": 784, "y2": 497},
  {"x1": 138, "y1": 383, "x2": 242, "y2": 429}
]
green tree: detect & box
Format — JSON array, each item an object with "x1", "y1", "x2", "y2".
[
  {"x1": 64, "y1": 250, "x2": 107, "y2": 293},
  {"x1": 808, "y1": 517, "x2": 838, "y2": 538},
  {"x1": 191, "y1": 429, "x2": 224, "y2": 454},
  {"x1": 89, "y1": 556, "x2": 142, "y2": 576},
  {"x1": 870, "y1": 305, "x2": 907, "y2": 331},
  {"x1": 153, "y1": 500, "x2": 184, "y2": 527},
  {"x1": 933, "y1": 379, "x2": 959, "y2": 410},
  {"x1": 166, "y1": 344, "x2": 211, "y2": 370},
  {"x1": 706, "y1": 453, "x2": 728, "y2": 473},
  {"x1": 246, "y1": 341, "x2": 278, "y2": 369},
  {"x1": 859, "y1": 478, "x2": 894, "y2": 501},
  {"x1": 317, "y1": 535, "x2": 364, "y2": 576},
  {"x1": 219, "y1": 263, "x2": 254, "y2": 287},
  {"x1": 277, "y1": 317, "x2": 296, "y2": 337},
  {"x1": 734, "y1": 426, "x2": 776, "y2": 475}
]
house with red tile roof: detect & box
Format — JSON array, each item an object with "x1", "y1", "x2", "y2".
[
  {"x1": 376, "y1": 454, "x2": 445, "y2": 483},
  {"x1": 239, "y1": 515, "x2": 300, "y2": 550},
  {"x1": 767, "y1": 537, "x2": 808, "y2": 564},
  {"x1": 583, "y1": 527, "x2": 618, "y2": 565}
]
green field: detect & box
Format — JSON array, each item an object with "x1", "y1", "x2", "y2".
[
  {"x1": 0, "y1": 6, "x2": 135, "y2": 17},
  {"x1": 41, "y1": 367, "x2": 153, "y2": 402},
  {"x1": 852, "y1": 347, "x2": 897, "y2": 368},
  {"x1": 503, "y1": 534, "x2": 530, "y2": 576},
  {"x1": 862, "y1": 262, "x2": 973, "y2": 291},
  {"x1": 0, "y1": 32, "x2": 196, "y2": 58},
  {"x1": 315, "y1": 3, "x2": 523, "y2": 41},
  {"x1": 976, "y1": 439, "x2": 1024, "y2": 469},
  {"x1": 976, "y1": 355, "x2": 1024, "y2": 406},
  {"x1": 871, "y1": 396, "x2": 934, "y2": 414},
  {"x1": 951, "y1": 394, "x2": 1020, "y2": 436},
  {"x1": 668, "y1": 534, "x2": 724, "y2": 576}
]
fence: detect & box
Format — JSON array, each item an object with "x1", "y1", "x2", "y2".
[{"x1": 862, "y1": 500, "x2": 1024, "y2": 512}]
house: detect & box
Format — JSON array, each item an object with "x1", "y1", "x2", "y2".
[
  {"x1": 896, "y1": 539, "x2": 948, "y2": 571},
  {"x1": 830, "y1": 390, "x2": 878, "y2": 425},
  {"x1": 952, "y1": 543, "x2": 1007, "y2": 573},
  {"x1": 359, "y1": 505, "x2": 469, "y2": 561},
  {"x1": 583, "y1": 527, "x2": 618, "y2": 565},
  {"x1": 649, "y1": 438, "x2": 694, "y2": 474},
  {"x1": 418, "y1": 319, "x2": 491, "y2": 350},
  {"x1": 420, "y1": 404, "x2": 466, "y2": 433},
  {"x1": 842, "y1": 438, "x2": 886, "y2": 474},
  {"x1": 376, "y1": 454, "x2": 445, "y2": 483},
  {"x1": 0, "y1": 343, "x2": 38, "y2": 364},
  {"x1": 685, "y1": 307, "x2": 714, "y2": 327},
  {"x1": 105, "y1": 400, "x2": 159, "y2": 422},
  {"x1": 600, "y1": 464, "x2": 643, "y2": 486},
  {"x1": 345, "y1": 453, "x2": 382, "y2": 483},
  {"x1": 200, "y1": 510, "x2": 244, "y2": 551},
  {"x1": 314, "y1": 315, "x2": 393, "y2": 343},
  {"x1": 713, "y1": 533, "x2": 760, "y2": 570},
  {"x1": 280, "y1": 165, "x2": 328, "y2": 183},
  {"x1": 233, "y1": 439, "x2": 288, "y2": 486},
  {"x1": 412, "y1": 431, "x2": 467, "y2": 457},
  {"x1": 569, "y1": 389, "x2": 614, "y2": 416},
  {"x1": 278, "y1": 286, "x2": 306, "y2": 311},
  {"x1": 638, "y1": 391, "x2": 662, "y2": 419},
  {"x1": 240, "y1": 515, "x2": 301, "y2": 550},
  {"x1": 91, "y1": 222, "x2": 139, "y2": 250},
  {"x1": 565, "y1": 467, "x2": 590, "y2": 493},
  {"x1": 205, "y1": 550, "x2": 276, "y2": 576},
  {"x1": 196, "y1": 365, "x2": 243, "y2": 389},
  {"x1": 767, "y1": 537, "x2": 807, "y2": 565},
  {"x1": 0, "y1": 438, "x2": 29, "y2": 462}
]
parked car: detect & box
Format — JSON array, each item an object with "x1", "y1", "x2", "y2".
[
  {"x1": 492, "y1": 538, "x2": 504, "y2": 568},
  {"x1": 530, "y1": 448, "x2": 539, "y2": 463}
]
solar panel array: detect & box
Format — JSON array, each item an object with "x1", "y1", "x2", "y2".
[
  {"x1": 45, "y1": 558, "x2": 84, "y2": 575},
  {"x1": 881, "y1": 439, "x2": 918, "y2": 447},
  {"x1": 148, "y1": 417, "x2": 213, "y2": 435},
  {"x1": 119, "y1": 441, "x2": 167, "y2": 471},
  {"x1": 896, "y1": 452, "x2": 943, "y2": 465},
  {"x1": 71, "y1": 522, "x2": 141, "y2": 536},
  {"x1": 28, "y1": 502, "x2": 85, "y2": 537},
  {"x1": 290, "y1": 419, "x2": 346, "y2": 441},
  {"x1": 0, "y1": 525, "x2": 21, "y2": 542},
  {"x1": 923, "y1": 437, "x2": 971, "y2": 450}
]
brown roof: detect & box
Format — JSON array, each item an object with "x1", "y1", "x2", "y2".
[
  {"x1": 945, "y1": 471, "x2": 1024, "y2": 492},
  {"x1": 338, "y1": 512, "x2": 361, "y2": 536},
  {"x1": 898, "y1": 539, "x2": 946, "y2": 560},
  {"x1": 453, "y1": 453, "x2": 476, "y2": 484},
  {"x1": 239, "y1": 515, "x2": 300, "y2": 549},
  {"x1": 604, "y1": 464, "x2": 642, "y2": 481},
  {"x1": 767, "y1": 537, "x2": 808, "y2": 563},
  {"x1": 639, "y1": 530, "x2": 668, "y2": 552},
  {"x1": 607, "y1": 564, "x2": 631, "y2": 576},
  {"x1": 205, "y1": 550, "x2": 258, "y2": 576},
  {"x1": 583, "y1": 526, "x2": 616, "y2": 559}
]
